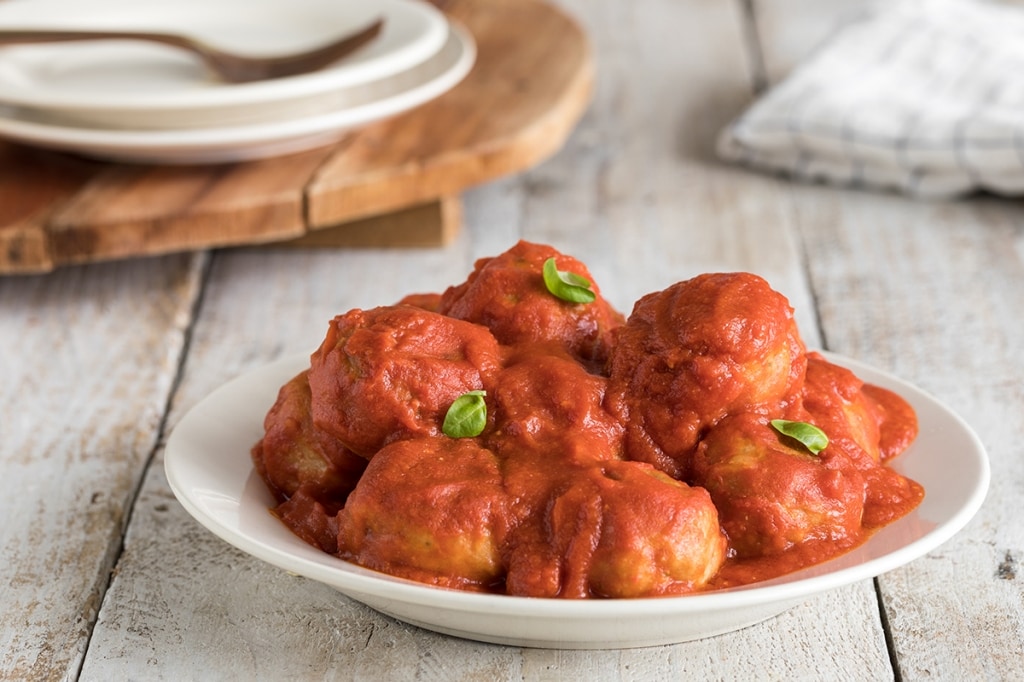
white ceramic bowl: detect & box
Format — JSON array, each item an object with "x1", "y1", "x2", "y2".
[{"x1": 165, "y1": 352, "x2": 989, "y2": 649}]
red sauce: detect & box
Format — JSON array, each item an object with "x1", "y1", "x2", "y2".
[{"x1": 251, "y1": 241, "x2": 923, "y2": 598}]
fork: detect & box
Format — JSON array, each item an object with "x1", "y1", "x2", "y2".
[{"x1": 0, "y1": 18, "x2": 384, "y2": 83}]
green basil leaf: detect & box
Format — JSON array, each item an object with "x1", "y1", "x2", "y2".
[
  {"x1": 443, "y1": 390, "x2": 487, "y2": 438},
  {"x1": 542, "y1": 257, "x2": 596, "y2": 304},
  {"x1": 770, "y1": 419, "x2": 829, "y2": 455}
]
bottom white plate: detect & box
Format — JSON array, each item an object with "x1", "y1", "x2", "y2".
[
  {"x1": 0, "y1": 23, "x2": 473, "y2": 164},
  {"x1": 164, "y1": 352, "x2": 989, "y2": 649}
]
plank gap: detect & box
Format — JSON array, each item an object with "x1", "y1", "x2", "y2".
[{"x1": 874, "y1": 576, "x2": 906, "y2": 682}]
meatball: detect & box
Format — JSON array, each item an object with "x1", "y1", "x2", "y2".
[
  {"x1": 485, "y1": 350, "x2": 627, "y2": 566},
  {"x1": 251, "y1": 371, "x2": 369, "y2": 554},
  {"x1": 801, "y1": 353, "x2": 887, "y2": 468},
  {"x1": 396, "y1": 291, "x2": 442, "y2": 312},
  {"x1": 487, "y1": 350, "x2": 624, "y2": 466},
  {"x1": 251, "y1": 370, "x2": 367, "y2": 507},
  {"x1": 798, "y1": 354, "x2": 923, "y2": 527},
  {"x1": 692, "y1": 413, "x2": 865, "y2": 559},
  {"x1": 437, "y1": 241, "x2": 624, "y2": 366},
  {"x1": 336, "y1": 438, "x2": 511, "y2": 591},
  {"x1": 606, "y1": 272, "x2": 807, "y2": 479},
  {"x1": 504, "y1": 461, "x2": 727, "y2": 598},
  {"x1": 307, "y1": 305, "x2": 503, "y2": 457}
]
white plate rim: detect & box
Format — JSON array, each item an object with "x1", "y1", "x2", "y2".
[
  {"x1": 0, "y1": 23, "x2": 475, "y2": 163},
  {"x1": 164, "y1": 349, "x2": 989, "y2": 646},
  {"x1": 0, "y1": 0, "x2": 449, "y2": 111}
]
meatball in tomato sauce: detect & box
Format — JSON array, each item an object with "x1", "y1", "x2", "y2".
[
  {"x1": 308, "y1": 305, "x2": 503, "y2": 457},
  {"x1": 437, "y1": 240, "x2": 624, "y2": 367},
  {"x1": 501, "y1": 460, "x2": 727, "y2": 598},
  {"x1": 692, "y1": 412, "x2": 866, "y2": 559},
  {"x1": 336, "y1": 438, "x2": 512, "y2": 592},
  {"x1": 251, "y1": 370, "x2": 367, "y2": 507},
  {"x1": 487, "y1": 350, "x2": 625, "y2": 467},
  {"x1": 606, "y1": 272, "x2": 807, "y2": 479}
]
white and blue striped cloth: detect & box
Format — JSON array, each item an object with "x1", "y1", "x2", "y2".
[{"x1": 717, "y1": 0, "x2": 1024, "y2": 198}]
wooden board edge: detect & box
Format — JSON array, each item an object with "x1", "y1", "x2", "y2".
[
  {"x1": 276, "y1": 196, "x2": 462, "y2": 249},
  {"x1": 305, "y1": 0, "x2": 594, "y2": 229}
]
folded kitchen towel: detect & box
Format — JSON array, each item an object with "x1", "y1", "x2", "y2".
[{"x1": 717, "y1": 0, "x2": 1024, "y2": 198}]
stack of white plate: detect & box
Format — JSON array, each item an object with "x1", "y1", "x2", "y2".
[{"x1": 0, "y1": 0, "x2": 475, "y2": 163}]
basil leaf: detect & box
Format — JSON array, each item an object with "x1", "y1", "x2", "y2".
[
  {"x1": 443, "y1": 390, "x2": 487, "y2": 438},
  {"x1": 770, "y1": 419, "x2": 829, "y2": 455},
  {"x1": 542, "y1": 257, "x2": 596, "y2": 304}
]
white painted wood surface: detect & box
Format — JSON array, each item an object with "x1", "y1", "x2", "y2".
[
  {"x1": 2, "y1": 0, "x2": 1021, "y2": 679},
  {"x1": 751, "y1": 1, "x2": 1024, "y2": 677}
]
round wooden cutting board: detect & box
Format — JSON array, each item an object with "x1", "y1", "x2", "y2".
[{"x1": 0, "y1": 0, "x2": 593, "y2": 274}]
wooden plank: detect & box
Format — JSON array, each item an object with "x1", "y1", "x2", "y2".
[
  {"x1": 789, "y1": 188, "x2": 1024, "y2": 680},
  {"x1": 306, "y1": 0, "x2": 594, "y2": 227},
  {"x1": 751, "y1": 1, "x2": 1024, "y2": 676},
  {"x1": 0, "y1": 253, "x2": 206, "y2": 680},
  {"x1": 280, "y1": 196, "x2": 462, "y2": 249}
]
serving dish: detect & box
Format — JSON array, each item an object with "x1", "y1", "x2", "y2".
[
  {"x1": 0, "y1": 24, "x2": 474, "y2": 163},
  {"x1": 164, "y1": 351, "x2": 989, "y2": 649},
  {"x1": 0, "y1": 0, "x2": 449, "y2": 120}
]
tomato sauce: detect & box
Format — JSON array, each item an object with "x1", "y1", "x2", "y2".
[{"x1": 251, "y1": 241, "x2": 923, "y2": 598}]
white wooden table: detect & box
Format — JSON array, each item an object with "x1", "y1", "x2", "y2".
[{"x1": 3, "y1": 1, "x2": 1021, "y2": 679}]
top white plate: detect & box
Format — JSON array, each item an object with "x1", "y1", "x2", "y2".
[
  {"x1": 164, "y1": 351, "x2": 989, "y2": 649},
  {"x1": 0, "y1": 23, "x2": 474, "y2": 163},
  {"x1": 0, "y1": 0, "x2": 449, "y2": 112}
]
